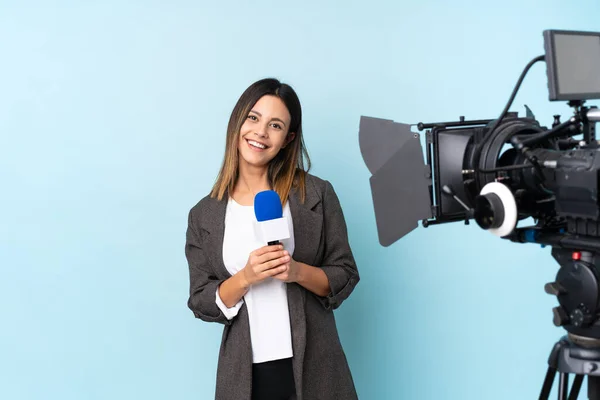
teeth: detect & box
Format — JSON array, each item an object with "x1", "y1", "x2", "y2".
[{"x1": 248, "y1": 140, "x2": 266, "y2": 149}]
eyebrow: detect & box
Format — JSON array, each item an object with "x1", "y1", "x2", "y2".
[{"x1": 249, "y1": 109, "x2": 287, "y2": 127}]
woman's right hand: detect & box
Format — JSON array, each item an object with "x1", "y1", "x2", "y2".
[{"x1": 241, "y1": 244, "x2": 290, "y2": 288}]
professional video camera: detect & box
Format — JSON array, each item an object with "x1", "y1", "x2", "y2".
[{"x1": 359, "y1": 29, "x2": 600, "y2": 400}]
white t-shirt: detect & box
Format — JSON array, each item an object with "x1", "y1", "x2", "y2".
[{"x1": 215, "y1": 197, "x2": 295, "y2": 364}]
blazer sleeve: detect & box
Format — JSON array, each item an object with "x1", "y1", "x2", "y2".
[
  {"x1": 317, "y1": 180, "x2": 360, "y2": 310},
  {"x1": 185, "y1": 207, "x2": 234, "y2": 325}
]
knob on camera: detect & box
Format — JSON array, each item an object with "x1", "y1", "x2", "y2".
[{"x1": 474, "y1": 182, "x2": 518, "y2": 237}]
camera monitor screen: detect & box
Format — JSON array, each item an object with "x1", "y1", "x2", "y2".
[{"x1": 544, "y1": 29, "x2": 600, "y2": 101}]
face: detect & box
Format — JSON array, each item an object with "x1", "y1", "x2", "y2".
[{"x1": 238, "y1": 95, "x2": 295, "y2": 170}]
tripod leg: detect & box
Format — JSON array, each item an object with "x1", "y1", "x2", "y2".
[
  {"x1": 558, "y1": 373, "x2": 569, "y2": 400},
  {"x1": 568, "y1": 375, "x2": 583, "y2": 400},
  {"x1": 589, "y1": 376, "x2": 600, "y2": 400},
  {"x1": 540, "y1": 367, "x2": 557, "y2": 400}
]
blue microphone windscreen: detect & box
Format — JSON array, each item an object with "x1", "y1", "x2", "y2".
[{"x1": 254, "y1": 190, "x2": 283, "y2": 221}]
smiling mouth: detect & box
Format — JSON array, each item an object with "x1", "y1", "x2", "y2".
[{"x1": 246, "y1": 139, "x2": 268, "y2": 150}]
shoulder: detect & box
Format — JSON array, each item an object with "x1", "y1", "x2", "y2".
[
  {"x1": 187, "y1": 193, "x2": 227, "y2": 232},
  {"x1": 190, "y1": 193, "x2": 220, "y2": 212},
  {"x1": 302, "y1": 171, "x2": 333, "y2": 196},
  {"x1": 299, "y1": 171, "x2": 342, "y2": 210}
]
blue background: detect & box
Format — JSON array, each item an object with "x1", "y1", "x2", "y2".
[{"x1": 2, "y1": 0, "x2": 599, "y2": 399}]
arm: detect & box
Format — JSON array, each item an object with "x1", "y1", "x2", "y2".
[
  {"x1": 218, "y1": 244, "x2": 289, "y2": 307},
  {"x1": 295, "y1": 261, "x2": 331, "y2": 297},
  {"x1": 273, "y1": 259, "x2": 332, "y2": 298},
  {"x1": 314, "y1": 180, "x2": 360, "y2": 310},
  {"x1": 217, "y1": 271, "x2": 249, "y2": 308},
  {"x1": 274, "y1": 180, "x2": 360, "y2": 309},
  {"x1": 185, "y1": 208, "x2": 237, "y2": 325},
  {"x1": 187, "y1": 207, "x2": 291, "y2": 322}
]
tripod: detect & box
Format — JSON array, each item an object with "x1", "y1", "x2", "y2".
[{"x1": 539, "y1": 334, "x2": 600, "y2": 400}]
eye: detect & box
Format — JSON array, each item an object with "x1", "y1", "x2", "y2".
[
  {"x1": 271, "y1": 123, "x2": 282, "y2": 130},
  {"x1": 247, "y1": 114, "x2": 258, "y2": 121}
]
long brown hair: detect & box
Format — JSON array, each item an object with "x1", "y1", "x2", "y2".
[{"x1": 210, "y1": 78, "x2": 311, "y2": 204}]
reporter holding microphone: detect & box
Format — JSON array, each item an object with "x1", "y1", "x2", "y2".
[{"x1": 185, "y1": 78, "x2": 360, "y2": 400}]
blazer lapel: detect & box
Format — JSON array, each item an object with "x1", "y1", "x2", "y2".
[
  {"x1": 288, "y1": 181, "x2": 322, "y2": 267},
  {"x1": 287, "y1": 179, "x2": 322, "y2": 400},
  {"x1": 198, "y1": 194, "x2": 231, "y2": 280}
]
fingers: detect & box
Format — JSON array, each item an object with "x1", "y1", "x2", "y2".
[
  {"x1": 252, "y1": 244, "x2": 283, "y2": 257},
  {"x1": 245, "y1": 245, "x2": 291, "y2": 286},
  {"x1": 255, "y1": 249, "x2": 289, "y2": 266},
  {"x1": 266, "y1": 264, "x2": 289, "y2": 278},
  {"x1": 256, "y1": 254, "x2": 290, "y2": 274},
  {"x1": 251, "y1": 245, "x2": 289, "y2": 266}
]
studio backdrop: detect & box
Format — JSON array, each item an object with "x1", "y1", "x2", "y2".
[{"x1": 1, "y1": 0, "x2": 600, "y2": 399}]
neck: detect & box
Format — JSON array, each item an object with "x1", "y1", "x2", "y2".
[{"x1": 237, "y1": 162, "x2": 270, "y2": 194}]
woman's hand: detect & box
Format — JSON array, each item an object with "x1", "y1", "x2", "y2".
[
  {"x1": 273, "y1": 258, "x2": 331, "y2": 297},
  {"x1": 272, "y1": 258, "x2": 301, "y2": 283},
  {"x1": 240, "y1": 244, "x2": 290, "y2": 288}
]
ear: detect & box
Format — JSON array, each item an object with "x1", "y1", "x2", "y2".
[{"x1": 283, "y1": 132, "x2": 296, "y2": 148}]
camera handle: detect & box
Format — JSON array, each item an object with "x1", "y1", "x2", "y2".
[{"x1": 441, "y1": 185, "x2": 474, "y2": 225}]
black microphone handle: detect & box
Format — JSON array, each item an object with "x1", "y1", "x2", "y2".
[{"x1": 268, "y1": 240, "x2": 280, "y2": 246}]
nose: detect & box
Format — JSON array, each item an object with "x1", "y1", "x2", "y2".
[{"x1": 254, "y1": 122, "x2": 269, "y2": 138}]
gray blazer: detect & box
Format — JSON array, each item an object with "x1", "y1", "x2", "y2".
[{"x1": 185, "y1": 173, "x2": 360, "y2": 400}]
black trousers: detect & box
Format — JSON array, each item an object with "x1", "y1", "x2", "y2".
[{"x1": 251, "y1": 357, "x2": 296, "y2": 400}]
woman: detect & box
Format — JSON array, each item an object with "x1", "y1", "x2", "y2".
[{"x1": 185, "y1": 78, "x2": 360, "y2": 400}]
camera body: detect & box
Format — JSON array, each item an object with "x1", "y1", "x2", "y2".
[
  {"x1": 358, "y1": 29, "x2": 600, "y2": 339},
  {"x1": 420, "y1": 109, "x2": 600, "y2": 339},
  {"x1": 423, "y1": 110, "x2": 600, "y2": 239}
]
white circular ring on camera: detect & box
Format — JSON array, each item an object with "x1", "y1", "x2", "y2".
[{"x1": 480, "y1": 182, "x2": 518, "y2": 237}]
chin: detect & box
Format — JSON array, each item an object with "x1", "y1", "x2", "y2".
[{"x1": 240, "y1": 154, "x2": 270, "y2": 169}]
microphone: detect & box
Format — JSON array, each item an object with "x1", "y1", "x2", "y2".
[{"x1": 254, "y1": 190, "x2": 290, "y2": 245}]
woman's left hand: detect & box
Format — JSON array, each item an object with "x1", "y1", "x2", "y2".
[
  {"x1": 272, "y1": 258, "x2": 302, "y2": 283},
  {"x1": 273, "y1": 258, "x2": 332, "y2": 297}
]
